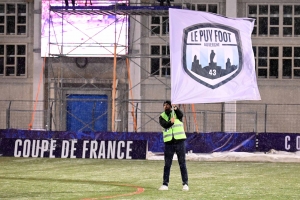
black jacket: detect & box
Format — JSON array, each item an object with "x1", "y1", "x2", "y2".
[{"x1": 159, "y1": 108, "x2": 183, "y2": 129}]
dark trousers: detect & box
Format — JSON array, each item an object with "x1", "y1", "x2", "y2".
[
  {"x1": 163, "y1": 140, "x2": 188, "y2": 186},
  {"x1": 65, "y1": 0, "x2": 75, "y2": 7}
]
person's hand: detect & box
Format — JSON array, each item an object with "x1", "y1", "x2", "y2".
[
  {"x1": 172, "y1": 104, "x2": 178, "y2": 110},
  {"x1": 171, "y1": 117, "x2": 175, "y2": 123}
]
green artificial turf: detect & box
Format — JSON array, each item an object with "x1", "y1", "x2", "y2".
[{"x1": 0, "y1": 157, "x2": 300, "y2": 200}]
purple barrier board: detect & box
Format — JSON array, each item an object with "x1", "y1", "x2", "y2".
[
  {"x1": 186, "y1": 132, "x2": 256, "y2": 153},
  {"x1": 257, "y1": 133, "x2": 300, "y2": 152},
  {"x1": 0, "y1": 138, "x2": 147, "y2": 159},
  {"x1": 0, "y1": 129, "x2": 163, "y2": 152},
  {"x1": 0, "y1": 129, "x2": 256, "y2": 153}
]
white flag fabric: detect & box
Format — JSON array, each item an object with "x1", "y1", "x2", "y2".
[{"x1": 169, "y1": 9, "x2": 261, "y2": 104}]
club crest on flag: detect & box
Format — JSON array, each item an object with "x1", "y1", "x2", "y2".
[{"x1": 182, "y1": 23, "x2": 242, "y2": 89}]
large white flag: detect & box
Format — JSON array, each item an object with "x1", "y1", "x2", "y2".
[{"x1": 169, "y1": 9, "x2": 261, "y2": 104}]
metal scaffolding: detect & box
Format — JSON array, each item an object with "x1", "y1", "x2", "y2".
[{"x1": 45, "y1": 1, "x2": 184, "y2": 132}]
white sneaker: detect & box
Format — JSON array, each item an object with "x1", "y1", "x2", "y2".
[
  {"x1": 158, "y1": 185, "x2": 168, "y2": 191},
  {"x1": 182, "y1": 184, "x2": 189, "y2": 191}
]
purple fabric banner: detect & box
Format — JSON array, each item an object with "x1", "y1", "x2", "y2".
[
  {"x1": 0, "y1": 138, "x2": 147, "y2": 159},
  {"x1": 257, "y1": 132, "x2": 300, "y2": 152},
  {"x1": 186, "y1": 132, "x2": 256, "y2": 153},
  {"x1": 0, "y1": 129, "x2": 163, "y2": 152},
  {"x1": 0, "y1": 129, "x2": 256, "y2": 153}
]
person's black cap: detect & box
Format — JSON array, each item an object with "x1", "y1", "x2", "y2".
[{"x1": 163, "y1": 100, "x2": 172, "y2": 106}]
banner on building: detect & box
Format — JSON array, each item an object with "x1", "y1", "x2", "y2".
[{"x1": 169, "y1": 9, "x2": 261, "y2": 104}]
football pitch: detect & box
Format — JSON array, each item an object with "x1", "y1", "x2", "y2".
[{"x1": 1, "y1": 157, "x2": 300, "y2": 200}]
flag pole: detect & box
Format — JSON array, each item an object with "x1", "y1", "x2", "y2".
[{"x1": 172, "y1": 105, "x2": 175, "y2": 118}]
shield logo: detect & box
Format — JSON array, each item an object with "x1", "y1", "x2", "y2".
[{"x1": 182, "y1": 23, "x2": 243, "y2": 89}]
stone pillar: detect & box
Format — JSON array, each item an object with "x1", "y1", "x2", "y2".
[
  {"x1": 127, "y1": 8, "x2": 141, "y2": 132},
  {"x1": 32, "y1": 0, "x2": 45, "y2": 129},
  {"x1": 224, "y1": 0, "x2": 237, "y2": 132}
]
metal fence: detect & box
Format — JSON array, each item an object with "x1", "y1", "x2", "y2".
[
  {"x1": 133, "y1": 110, "x2": 257, "y2": 133},
  {"x1": 1, "y1": 100, "x2": 300, "y2": 134},
  {"x1": 131, "y1": 101, "x2": 259, "y2": 133},
  {"x1": 0, "y1": 101, "x2": 46, "y2": 130}
]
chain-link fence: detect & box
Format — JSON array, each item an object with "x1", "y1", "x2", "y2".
[
  {"x1": 126, "y1": 101, "x2": 259, "y2": 133},
  {"x1": 0, "y1": 100, "x2": 46, "y2": 130},
  {"x1": 1, "y1": 100, "x2": 300, "y2": 134}
]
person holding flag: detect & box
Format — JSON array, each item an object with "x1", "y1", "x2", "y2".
[{"x1": 158, "y1": 100, "x2": 189, "y2": 191}]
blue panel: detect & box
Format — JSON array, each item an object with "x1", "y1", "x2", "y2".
[{"x1": 66, "y1": 94, "x2": 108, "y2": 132}]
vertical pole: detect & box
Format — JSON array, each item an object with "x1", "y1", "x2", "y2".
[
  {"x1": 6, "y1": 101, "x2": 12, "y2": 129},
  {"x1": 112, "y1": 3, "x2": 118, "y2": 132},
  {"x1": 264, "y1": 104, "x2": 267, "y2": 133},
  {"x1": 255, "y1": 111, "x2": 258, "y2": 133},
  {"x1": 112, "y1": 44, "x2": 117, "y2": 131},
  {"x1": 135, "y1": 102, "x2": 138, "y2": 131},
  {"x1": 6, "y1": 110, "x2": 10, "y2": 129}
]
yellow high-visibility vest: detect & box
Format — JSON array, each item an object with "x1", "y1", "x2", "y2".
[{"x1": 160, "y1": 112, "x2": 186, "y2": 142}]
